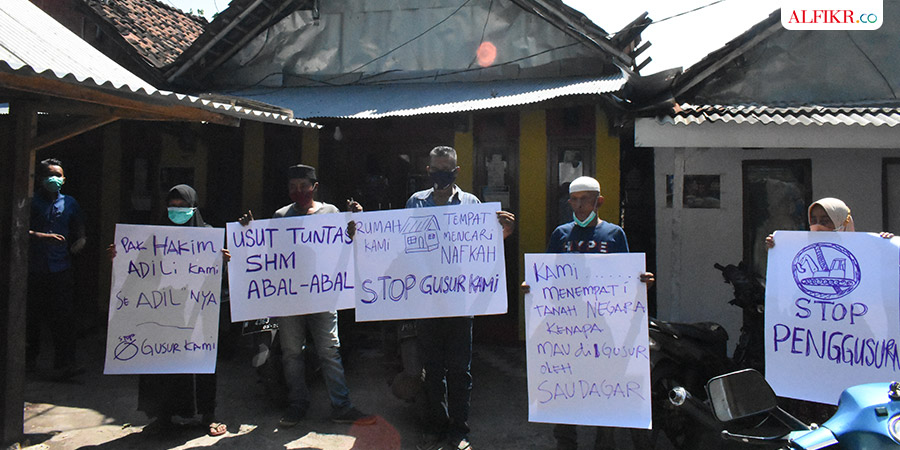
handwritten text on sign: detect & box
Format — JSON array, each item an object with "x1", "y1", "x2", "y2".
[
  {"x1": 524, "y1": 253, "x2": 650, "y2": 429},
  {"x1": 104, "y1": 224, "x2": 224, "y2": 375},
  {"x1": 354, "y1": 202, "x2": 507, "y2": 321},
  {"x1": 226, "y1": 213, "x2": 355, "y2": 321},
  {"x1": 766, "y1": 231, "x2": 900, "y2": 404}
]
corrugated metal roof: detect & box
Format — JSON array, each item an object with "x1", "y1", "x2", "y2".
[
  {"x1": 0, "y1": 0, "x2": 317, "y2": 128},
  {"x1": 0, "y1": 0, "x2": 155, "y2": 91},
  {"x1": 228, "y1": 75, "x2": 626, "y2": 119},
  {"x1": 654, "y1": 104, "x2": 900, "y2": 127}
]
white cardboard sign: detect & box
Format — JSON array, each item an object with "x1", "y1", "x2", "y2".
[
  {"x1": 226, "y1": 213, "x2": 355, "y2": 321},
  {"x1": 766, "y1": 231, "x2": 900, "y2": 404},
  {"x1": 353, "y1": 202, "x2": 508, "y2": 321},
  {"x1": 104, "y1": 224, "x2": 224, "y2": 375},
  {"x1": 524, "y1": 253, "x2": 651, "y2": 428}
]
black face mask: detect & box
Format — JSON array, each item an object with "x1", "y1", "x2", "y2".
[{"x1": 430, "y1": 170, "x2": 457, "y2": 189}]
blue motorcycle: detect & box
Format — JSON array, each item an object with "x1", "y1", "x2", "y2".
[{"x1": 703, "y1": 368, "x2": 900, "y2": 449}]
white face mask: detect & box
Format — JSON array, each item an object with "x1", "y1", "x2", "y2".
[{"x1": 573, "y1": 211, "x2": 597, "y2": 227}]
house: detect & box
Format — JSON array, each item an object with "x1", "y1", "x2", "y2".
[
  {"x1": 634, "y1": 7, "x2": 900, "y2": 343},
  {"x1": 402, "y1": 215, "x2": 441, "y2": 253},
  {"x1": 162, "y1": 0, "x2": 655, "y2": 339}
]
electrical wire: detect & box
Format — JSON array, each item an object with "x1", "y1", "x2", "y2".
[
  {"x1": 324, "y1": 0, "x2": 474, "y2": 82},
  {"x1": 467, "y1": 0, "x2": 495, "y2": 69},
  {"x1": 607, "y1": 0, "x2": 731, "y2": 38},
  {"x1": 846, "y1": 31, "x2": 897, "y2": 99}
]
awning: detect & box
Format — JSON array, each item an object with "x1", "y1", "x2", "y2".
[{"x1": 227, "y1": 75, "x2": 625, "y2": 119}]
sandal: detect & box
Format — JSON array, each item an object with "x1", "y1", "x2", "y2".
[{"x1": 208, "y1": 422, "x2": 227, "y2": 437}]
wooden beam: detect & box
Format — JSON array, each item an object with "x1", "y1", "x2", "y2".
[
  {"x1": 0, "y1": 72, "x2": 239, "y2": 127},
  {"x1": 0, "y1": 101, "x2": 36, "y2": 446},
  {"x1": 28, "y1": 97, "x2": 202, "y2": 122},
  {"x1": 32, "y1": 116, "x2": 119, "y2": 152}
]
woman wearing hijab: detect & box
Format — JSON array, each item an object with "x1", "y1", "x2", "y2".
[
  {"x1": 766, "y1": 197, "x2": 890, "y2": 248},
  {"x1": 109, "y1": 185, "x2": 229, "y2": 436}
]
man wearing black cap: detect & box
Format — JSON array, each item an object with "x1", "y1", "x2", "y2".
[{"x1": 271, "y1": 164, "x2": 374, "y2": 427}]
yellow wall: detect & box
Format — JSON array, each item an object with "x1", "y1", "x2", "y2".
[
  {"x1": 454, "y1": 120, "x2": 475, "y2": 192},
  {"x1": 242, "y1": 122, "x2": 265, "y2": 214},
  {"x1": 302, "y1": 127, "x2": 319, "y2": 168},
  {"x1": 595, "y1": 108, "x2": 620, "y2": 222},
  {"x1": 518, "y1": 109, "x2": 548, "y2": 337}
]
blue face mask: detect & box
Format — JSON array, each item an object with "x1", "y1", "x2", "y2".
[
  {"x1": 43, "y1": 176, "x2": 64, "y2": 193},
  {"x1": 167, "y1": 207, "x2": 196, "y2": 225},
  {"x1": 573, "y1": 211, "x2": 597, "y2": 227}
]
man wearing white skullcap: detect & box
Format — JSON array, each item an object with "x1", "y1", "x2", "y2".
[{"x1": 543, "y1": 175, "x2": 654, "y2": 449}]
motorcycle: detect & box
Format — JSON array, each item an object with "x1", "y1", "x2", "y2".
[
  {"x1": 638, "y1": 262, "x2": 766, "y2": 448},
  {"x1": 701, "y1": 368, "x2": 900, "y2": 449}
]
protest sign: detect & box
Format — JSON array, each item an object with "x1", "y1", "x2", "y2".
[
  {"x1": 104, "y1": 224, "x2": 224, "y2": 375},
  {"x1": 354, "y1": 202, "x2": 507, "y2": 321},
  {"x1": 226, "y1": 213, "x2": 355, "y2": 321},
  {"x1": 766, "y1": 231, "x2": 900, "y2": 404},
  {"x1": 524, "y1": 253, "x2": 650, "y2": 428}
]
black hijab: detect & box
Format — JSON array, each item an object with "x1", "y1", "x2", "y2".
[{"x1": 166, "y1": 184, "x2": 209, "y2": 228}]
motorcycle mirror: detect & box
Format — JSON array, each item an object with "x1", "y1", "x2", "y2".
[{"x1": 706, "y1": 369, "x2": 777, "y2": 422}]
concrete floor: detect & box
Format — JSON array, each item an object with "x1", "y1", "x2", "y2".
[{"x1": 19, "y1": 323, "x2": 565, "y2": 450}]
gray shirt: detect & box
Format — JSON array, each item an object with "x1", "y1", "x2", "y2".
[{"x1": 273, "y1": 201, "x2": 339, "y2": 218}]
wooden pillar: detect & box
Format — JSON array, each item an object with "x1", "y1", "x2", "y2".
[
  {"x1": 97, "y1": 122, "x2": 122, "y2": 315},
  {"x1": 0, "y1": 101, "x2": 37, "y2": 446}
]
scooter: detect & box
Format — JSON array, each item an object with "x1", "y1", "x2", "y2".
[
  {"x1": 702, "y1": 368, "x2": 900, "y2": 449},
  {"x1": 640, "y1": 262, "x2": 766, "y2": 448}
]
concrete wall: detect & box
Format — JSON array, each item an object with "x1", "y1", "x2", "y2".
[{"x1": 652, "y1": 142, "x2": 900, "y2": 350}]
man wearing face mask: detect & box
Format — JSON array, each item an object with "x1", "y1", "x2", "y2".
[
  {"x1": 408, "y1": 146, "x2": 515, "y2": 450},
  {"x1": 27, "y1": 158, "x2": 86, "y2": 379},
  {"x1": 544, "y1": 176, "x2": 653, "y2": 450},
  {"x1": 268, "y1": 164, "x2": 374, "y2": 428}
]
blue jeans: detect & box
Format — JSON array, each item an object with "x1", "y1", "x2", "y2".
[
  {"x1": 278, "y1": 311, "x2": 353, "y2": 413},
  {"x1": 418, "y1": 316, "x2": 473, "y2": 440}
]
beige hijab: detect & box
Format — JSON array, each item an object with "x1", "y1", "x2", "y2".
[{"x1": 808, "y1": 197, "x2": 855, "y2": 232}]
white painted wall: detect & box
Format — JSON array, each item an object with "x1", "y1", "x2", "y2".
[{"x1": 640, "y1": 120, "x2": 900, "y2": 352}]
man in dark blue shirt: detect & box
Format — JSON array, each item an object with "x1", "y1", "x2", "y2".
[
  {"x1": 545, "y1": 176, "x2": 653, "y2": 450},
  {"x1": 27, "y1": 158, "x2": 85, "y2": 379}
]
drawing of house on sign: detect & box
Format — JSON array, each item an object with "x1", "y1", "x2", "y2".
[{"x1": 402, "y1": 215, "x2": 440, "y2": 253}]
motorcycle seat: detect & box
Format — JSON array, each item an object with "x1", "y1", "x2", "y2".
[{"x1": 652, "y1": 319, "x2": 729, "y2": 345}]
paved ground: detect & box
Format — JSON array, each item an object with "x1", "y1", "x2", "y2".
[{"x1": 16, "y1": 322, "x2": 583, "y2": 450}]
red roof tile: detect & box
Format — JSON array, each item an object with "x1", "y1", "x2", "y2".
[{"x1": 86, "y1": 0, "x2": 207, "y2": 68}]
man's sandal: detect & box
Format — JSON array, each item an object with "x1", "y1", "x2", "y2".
[{"x1": 208, "y1": 422, "x2": 227, "y2": 437}]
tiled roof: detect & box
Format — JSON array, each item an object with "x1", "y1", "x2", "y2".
[
  {"x1": 656, "y1": 103, "x2": 900, "y2": 127},
  {"x1": 85, "y1": 0, "x2": 206, "y2": 68}
]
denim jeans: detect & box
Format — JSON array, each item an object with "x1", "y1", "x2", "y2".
[
  {"x1": 418, "y1": 316, "x2": 473, "y2": 440},
  {"x1": 278, "y1": 311, "x2": 353, "y2": 413}
]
